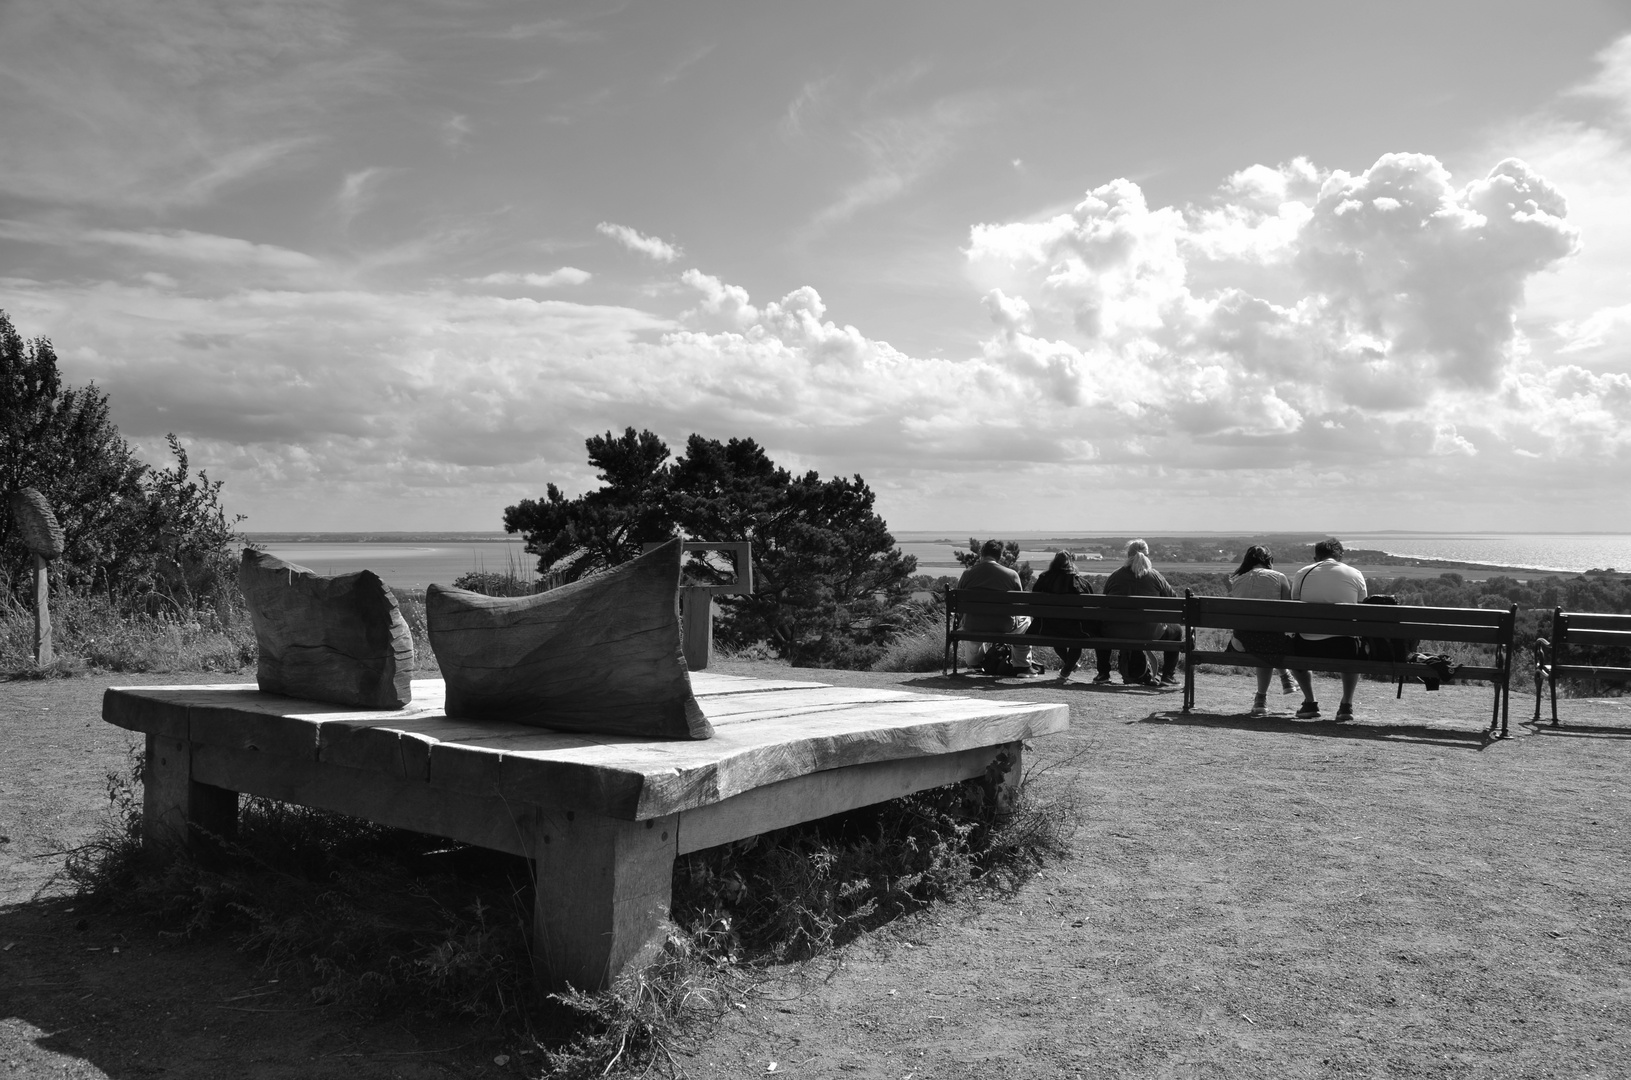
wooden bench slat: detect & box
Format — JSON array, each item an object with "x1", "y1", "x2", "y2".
[
  {"x1": 1189, "y1": 613, "x2": 1506, "y2": 643},
  {"x1": 1560, "y1": 628, "x2": 1631, "y2": 648},
  {"x1": 1189, "y1": 597, "x2": 1509, "y2": 627},
  {"x1": 1560, "y1": 613, "x2": 1631, "y2": 632},
  {"x1": 1189, "y1": 650, "x2": 1504, "y2": 682},
  {"x1": 1548, "y1": 664, "x2": 1631, "y2": 680}
]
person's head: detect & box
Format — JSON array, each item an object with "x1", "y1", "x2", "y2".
[
  {"x1": 1124, "y1": 538, "x2": 1152, "y2": 576},
  {"x1": 1049, "y1": 550, "x2": 1074, "y2": 572},
  {"x1": 1314, "y1": 537, "x2": 1345, "y2": 562},
  {"x1": 1232, "y1": 545, "x2": 1273, "y2": 577},
  {"x1": 979, "y1": 538, "x2": 1004, "y2": 561}
]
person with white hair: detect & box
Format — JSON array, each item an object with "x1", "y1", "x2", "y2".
[{"x1": 1098, "y1": 538, "x2": 1180, "y2": 686}]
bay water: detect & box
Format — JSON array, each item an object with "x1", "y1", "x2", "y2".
[{"x1": 245, "y1": 532, "x2": 1631, "y2": 588}]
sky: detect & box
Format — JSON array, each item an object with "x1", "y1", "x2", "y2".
[{"x1": 3, "y1": 0, "x2": 1631, "y2": 535}]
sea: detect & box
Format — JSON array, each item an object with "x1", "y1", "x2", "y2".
[{"x1": 244, "y1": 531, "x2": 1631, "y2": 588}]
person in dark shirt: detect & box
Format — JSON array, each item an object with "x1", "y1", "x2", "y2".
[
  {"x1": 1100, "y1": 539, "x2": 1179, "y2": 686},
  {"x1": 1031, "y1": 550, "x2": 1096, "y2": 680},
  {"x1": 955, "y1": 539, "x2": 1034, "y2": 673}
]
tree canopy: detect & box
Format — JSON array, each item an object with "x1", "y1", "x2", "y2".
[
  {"x1": 503, "y1": 428, "x2": 918, "y2": 666},
  {"x1": 1, "y1": 309, "x2": 241, "y2": 607}
]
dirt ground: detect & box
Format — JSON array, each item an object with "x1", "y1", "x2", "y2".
[{"x1": 3, "y1": 662, "x2": 1629, "y2": 1078}]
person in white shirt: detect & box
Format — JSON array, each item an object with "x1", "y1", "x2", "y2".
[{"x1": 1288, "y1": 538, "x2": 1368, "y2": 722}]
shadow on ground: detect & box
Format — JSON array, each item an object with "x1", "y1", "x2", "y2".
[
  {"x1": 0, "y1": 894, "x2": 499, "y2": 1079},
  {"x1": 1135, "y1": 707, "x2": 1495, "y2": 749}
]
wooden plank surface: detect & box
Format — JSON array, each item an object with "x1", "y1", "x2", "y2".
[
  {"x1": 675, "y1": 744, "x2": 1009, "y2": 854},
  {"x1": 103, "y1": 674, "x2": 1069, "y2": 821}
]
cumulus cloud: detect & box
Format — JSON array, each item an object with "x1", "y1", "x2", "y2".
[
  {"x1": 596, "y1": 222, "x2": 678, "y2": 261},
  {"x1": 966, "y1": 152, "x2": 1580, "y2": 443},
  {"x1": 472, "y1": 268, "x2": 592, "y2": 288}
]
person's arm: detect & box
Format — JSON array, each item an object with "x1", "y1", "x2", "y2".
[{"x1": 1278, "y1": 574, "x2": 1292, "y2": 601}]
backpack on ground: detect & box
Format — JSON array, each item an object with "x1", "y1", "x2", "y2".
[{"x1": 980, "y1": 642, "x2": 1043, "y2": 677}]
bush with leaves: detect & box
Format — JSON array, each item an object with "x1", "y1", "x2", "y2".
[
  {"x1": 1, "y1": 309, "x2": 244, "y2": 615},
  {"x1": 503, "y1": 427, "x2": 918, "y2": 667}
]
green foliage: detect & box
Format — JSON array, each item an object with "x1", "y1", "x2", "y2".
[
  {"x1": 1, "y1": 310, "x2": 244, "y2": 615},
  {"x1": 954, "y1": 538, "x2": 1034, "y2": 588},
  {"x1": 0, "y1": 588, "x2": 256, "y2": 676},
  {"x1": 503, "y1": 427, "x2": 919, "y2": 667}
]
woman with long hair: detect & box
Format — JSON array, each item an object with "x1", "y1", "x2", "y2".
[
  {"x1": 1101, "y1": 539, "x2": 1180, "y2": 686},
  {"x1": 1227, "y1": 544, "x2": 1295, "y2": 715},
  {"x1": 1032, "y1": 549, "x2": 1096, "y2": 680}
]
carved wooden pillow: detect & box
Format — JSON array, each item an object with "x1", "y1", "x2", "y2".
[
  {"x1": 237, "y1": 549, "x2": 414, "y2": 709},
  {"x1": 426, "y1": 537, "x2": 711, "y2": 739}
]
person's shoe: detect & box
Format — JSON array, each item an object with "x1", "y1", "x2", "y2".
[
  {"x1": 1295, "y1": 700, "x2": 1320, "y2": 719},
  {"x1": 1280, "y1": 676, "x2": 1297, "y2": 695},
  {"x1": 1139, "y1": 675, "x2": 1162, "y2": 688},
  {"x1": 1160, "y1": 674, "x2": 1180, "y2": 686},
  {"x1": 1250, "y1": 693, "x2": 1269, "y2": 717},
  {"x1": 1092, "y1": 673, "x2": 1112, "y2": 684},
  {"x1": 1333, "y1": 703, "x2": 1355, "y2": 723}
]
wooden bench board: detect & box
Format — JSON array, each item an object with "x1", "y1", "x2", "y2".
[{"x1": 103, "y1": 673, "x2": 1068, "y2": 821}]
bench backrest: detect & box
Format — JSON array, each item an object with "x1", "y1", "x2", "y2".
[
  {"x1": 947, "y1": 589, "x2": 1184, "y2": 625},
  {"x1": 1553, "y1": 609, "x2": 1631, "y2": 648},
  {"x1": 1186, "y1": 594, "x2": 1516, "y2": 644}
]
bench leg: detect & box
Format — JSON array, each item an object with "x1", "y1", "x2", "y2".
[
  {"x1": 142, "y1": 732, "x2": 238, "y2": 864},
  {"x1": 531, "y1": 811, "x2": 680, "y2": 993}
]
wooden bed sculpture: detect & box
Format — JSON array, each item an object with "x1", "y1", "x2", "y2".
[
  {"x1": 237, "y1": 548, "x2": 415, "y2": 709},
  {"x1": 426, "y1": 537, "x2": 711, "y2": 740}
]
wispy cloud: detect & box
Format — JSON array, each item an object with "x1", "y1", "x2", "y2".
[
  {"x1": 596, "y1": 222, "x2": 679, "y2": 261},
  {"x1": 0, "y1": 0, "x2": 396, "y2": 210},
  {"x1": 471, "y1": 268, "x2": 592, "y2": 288},
  {"x1": 0, "y1": 218, "x2": 320, "y2": 270},
  {"x1": 802, "y1": 85, "x2": 1005, "y2": 235}
]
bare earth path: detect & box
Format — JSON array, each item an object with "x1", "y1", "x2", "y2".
[{"x1": 4, "y1": 663, "x2": 1630, "y2": 1078}]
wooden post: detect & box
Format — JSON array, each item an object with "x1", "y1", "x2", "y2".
[
  {"x1": 531, "y1": 810, "x2": 679, "y2": 992},
  {"x1": 681, "y1": 586, "x2": 713, "y2": 671},
  {"x1": 31, "y1": 553, "x2": 52, "y2": 666},
  {"x1": 143, "y1": 732, "x2": 239, "y2": 864}
]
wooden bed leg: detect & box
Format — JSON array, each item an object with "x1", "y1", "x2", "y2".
[
  {"x1": 532, "y1": 811, "x2": 680, "y2": 993},
  {"x1": 142, "y1": 732, "x2": 238, "y2": 863}
]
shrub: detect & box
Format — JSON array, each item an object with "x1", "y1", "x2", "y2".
[{"x1": 1, "y1": 588, "x2": 255, "y2": 675}]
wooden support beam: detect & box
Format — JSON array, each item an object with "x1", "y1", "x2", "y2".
[
  {"x1": 681, "y1": 587, "x2": 713, "y2": 671},
  {"x1": 531, "y1": 810, "x2": 679, "y2": 993},
  {"x1": 142, "y1": 732, "x2": 239, "y2": 864}
]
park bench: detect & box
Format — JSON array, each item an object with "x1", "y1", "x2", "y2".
[
  {"x1": 1181, "y1": 594, "x2": 1518, "y2": 740},
  {"x1": 102, "y1": 672, "x2": 1066, "y2": 994},
  {"x1": 1533, "y1": 609, "x2": 1631, "y2": 725},
  {"x1": 943, "y1": 589, "x2": 1185, "y2": 677}
]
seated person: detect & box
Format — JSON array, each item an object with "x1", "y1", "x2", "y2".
[
  {"x1": 1288, "y1": 537, "x2": 1368, "y2": 722},
  {"x1": 1031, "y1": 550, "x2": 1096, "y2": 680},
  {"x1": 957, "y1": 539, "x2": 1035, "y2": 674},
  {"x1": 1100, "y1": 539, "x2": 1180, "y2": 686},
  {"x1": 1226, "y1": 545, "x2": 1294, "y2": 716}
]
